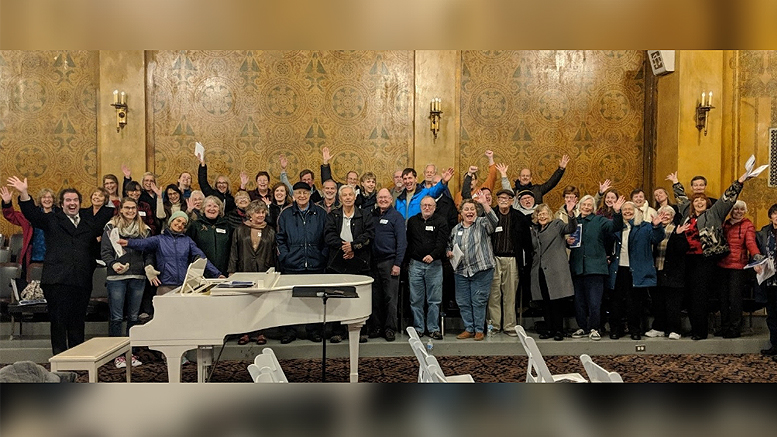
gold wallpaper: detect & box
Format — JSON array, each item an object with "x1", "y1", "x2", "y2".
[
  {"x1": 0, "y1": 50, "x2": 99, "y2": 237},
  {"x1": 736, "y1": 50, "x2": 777, "y2": 227},
  {"x1": 460, "y1": 50, "x2": 646, "y2": 210},
  {"x1": 147, "y1": 51, "x2": 413, "y2": 191}
]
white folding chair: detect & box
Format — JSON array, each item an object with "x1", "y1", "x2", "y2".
[
  {"x1": 580, "y1": 354, "x2": 623, "y2": 383},
  {"x1": 408, "y1": 337, "x2": 474, "y2": 383},
  {"x1": 247, "y1": 348, "x2": 288, "y2": 383},
  {"x1": 515, "y1": 326, "x2": 587, "y2": 383},
  {"x1": 406, "y1": 326, "x2": 421, "y2": 343}
]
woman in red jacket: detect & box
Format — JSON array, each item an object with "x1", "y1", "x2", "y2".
[
  {"x1": 1, "y1": 185, "x2": 55, "y2": 280},
  {"x1": 717, "y1": 200, "x2": 762, "y2": 338}
]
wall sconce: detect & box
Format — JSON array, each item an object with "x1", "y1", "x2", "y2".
[
  {"x1": 111, "y1": 90, "x2": 128, "y2": 133},
  {"x1": 696, "y1": 91, "x2": 714, "y2": 136},
  {"x1": 429, "y1": 97, "x2": 442, "y2": 142}
]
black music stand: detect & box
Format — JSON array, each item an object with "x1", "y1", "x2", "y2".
[{"x1": 292, "y1": 286, "x2": 357, "y2": 382}]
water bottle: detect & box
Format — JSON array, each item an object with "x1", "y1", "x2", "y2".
[
  {"x1": 487, "y1": 319, "x2": 494, "y2": 338},
  {"x1": 426, "y1": 338, "x2": 434, "y2": 354}
]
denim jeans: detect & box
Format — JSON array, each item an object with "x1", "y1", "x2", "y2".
[
  {"x1": 573, "y1": 274, "x2": 606, "y2": 332},
  {"x1": 107, "y1": 278, "x2": 145, "y2": 337},
  {"x1": 408, "y1": 259, "x2": 443, "y2": 333},
  {"x1": 454, "y1": 268, "x2": 494, "y2": 334}
]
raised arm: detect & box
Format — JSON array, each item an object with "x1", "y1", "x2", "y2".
[{"x1": 536, "y1": 155, "x2": 568, "y2": 195}]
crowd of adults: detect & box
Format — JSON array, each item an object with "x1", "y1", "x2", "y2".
[{"x1": 4, "y1": 145, "x2": 777, "y2": 369}]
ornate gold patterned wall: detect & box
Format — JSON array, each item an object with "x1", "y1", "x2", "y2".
[
  {"x1": 0, "y1": 50, "x2": 99, "y2": 237},
  {"x1": 736, "y1": 50, "x2": 777, "y2": 227},
  {"x1": 147, "y1": 51, "x2": 413, "y2": 191},
  {"x1": 460, "y1": 50, "x2": 646, "y2": 209}
]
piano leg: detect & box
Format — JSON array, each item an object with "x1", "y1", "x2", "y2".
[
  {"x1": 346, "y1": 317, "x2": 368, "y2": 383},
  {"x1": 152, "y1": 346, "x2": 190, "y2": 383},
  {"x1": 196, "y1": 346, "x2": 213, "y2": 383}
]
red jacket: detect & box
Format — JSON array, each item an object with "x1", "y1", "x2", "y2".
[
  {"x1": 718, "y1": 218, "x2": 760, "y2": 269},
  {"x1": 2, "y1": 201, "x2": 33, "y2": 270}
]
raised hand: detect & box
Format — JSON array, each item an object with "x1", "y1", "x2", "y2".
[
  {"x1": 666, "y1": 171, "x2": 679, "y2": 184},
  {"x1": 7, "y1": 176, "x2": 28, "y2": 195},
  {"x1": 613, "y1": 195, "x2": 626, "y2": 212},
  {"x1": 0, "y1": 186, "x2": 12, "y2": 203},
  {"x1": 279, "y1": 154, "x2": 288, "y2": 170},
  {"x1": 653, "y1": 210, "x2": 668, "y2": 226},
  {"x1": 186, "y1": 196, "x2": 197, "y2": 211},
  {"x1": 675, "y1": 222, "x2": 690, "y2": 234},
  {"x1": 564, "y1": 193, "x2": 577, "y2": 213},
  {"x1": 559, "y1": 154, "x2": 570, "y2": 169},
  {"x1": 598, "y1": 179, "x2": 612, "y2": 194},
  {"x1": 485, "y1": 150, "x2": 494, "y2": 164},
  {"x1": 495, "y1": 163, "x2": 508, "y2": 178},
  {"x1": 474, "y1": 189, "x2": 490, "y2": 205},
  {"x1": 738, "y1": 171, "x2": 750, "y2": 184},
  {"x1": 240, "y1": 171, "x2": 249, "y2": 189},
  {"x1": 468, "y1": 165, "x2": 478, "y2": 176},
  {"x1": 322, "y1": 146, "x2": 331, "y2": 164},
  {"x1": 121, "y1": 164, "x2": 132, "y2": 179},
  {"x1": 149, "y1": 181, "x2": 162, "y2": 197},
  {"x1": 441, "y1": 167, "x2": 455, "y2": 183}
]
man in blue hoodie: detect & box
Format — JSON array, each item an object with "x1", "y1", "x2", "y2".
[{"x1": 395, "y1": 167, "x2": 455, "y2": 220}]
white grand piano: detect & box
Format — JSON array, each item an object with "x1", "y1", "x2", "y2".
[{"x1": 130, "y1": 270, "x2": 373, "y2": 383}]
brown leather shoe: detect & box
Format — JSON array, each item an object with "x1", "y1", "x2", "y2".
[
  {"x1": 256, "y1": 334, "x2": 267, "y2": 345},
  {"x1": 237, "y1": 334, "x2": 250, "y2": 345},
  {"x1": 474, "y1": 332, "x2": 485, "y2": 341},
  {"x1": 456, "y1": 331, "x2": 474, "y2": 339}
]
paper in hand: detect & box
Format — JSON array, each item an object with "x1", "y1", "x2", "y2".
[
  {"x1": 194, "y1": 142, "x2": 205, "y2": 161},
  {"x1": 744, "y1": 154, "x2": 768, "y2": 180},
  {"x1": 451, "y1": 244, "x2": 465, "y2": 269},
  {"x1": 109, "y1": 227, "x2": 125, "y2": 257}
]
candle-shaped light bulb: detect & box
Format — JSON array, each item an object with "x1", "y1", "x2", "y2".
[
  {"x1": 701, "y1": 92, "x2": 706, "y2": 106},
  {"x1": 430, "y1": 99, "x2": 434, "y2": 112},
  {"x1": 708, "y1": 91, "x2": 712, "y2": 107},
  {"x1": 113, "y1": 90, "x2": 119, "y2": 104},
  {"x1": 120, "y1": 91, "x2": 126, "y2": 105}
]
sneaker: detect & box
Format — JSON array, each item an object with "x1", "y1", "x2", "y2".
[
  {"x1": 114, "y1": 356, "x2": 127, "y2": 369},
  {"x1": 384, "y1": 329, "x2": 396, "y2": 342},
  {"x1": 329, "y1": 335, "x2": 343, "y2": 344},
  {"x1": 131, "y1": 355, "x2": 142, "y2": 367},
  {"x1": 504, "y1": 327, "x2": 518, "y2": 337},
  {"x1": 571, "y1": 328, "x2": 586, "y2": 339},
  {"x1": 645, "y1": 329, "x2": 665, "y2": 338},
  {"x1": 430, "y1": 331, "x2": 443, "y2": 340},
  {"x1": 668, "y1": 332, "x2": 681, "y2": 340},
  {"x1": 589, "y1": 329, "x2": 601, "y2": 341}
]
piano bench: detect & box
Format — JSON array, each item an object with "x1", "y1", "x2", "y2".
[{"x1": 49, "y1": 337, "x2": 131, "y2": 383}]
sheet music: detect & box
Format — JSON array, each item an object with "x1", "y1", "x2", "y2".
[
  {"x1": 744, "y1": 154, "x2": 769, "y2": 180},
  {"x1": 194, "y1": 142, "x2": 205, "y2": 161},
  {"x1": 109, "y1": 227, "x2": 125, "y2": 257},
  {"x1": 451, "y1": 244, "x2": 464, "y2": 269}
]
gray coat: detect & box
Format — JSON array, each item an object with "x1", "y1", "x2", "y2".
[{"x1": 530, "y1": 216, "x2": 577, "y2": 301}]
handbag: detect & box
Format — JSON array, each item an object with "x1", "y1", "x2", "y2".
[
  {"x1": 20, "y1": 280, "x2": 45, "y2": 302},
  {"x1": 698, "y1": 226, "x2": 730, "y2": 259}
]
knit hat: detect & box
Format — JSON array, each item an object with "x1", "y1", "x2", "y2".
[{"x1": 168, "y1": 210, "x2": 189, "y2": 227}]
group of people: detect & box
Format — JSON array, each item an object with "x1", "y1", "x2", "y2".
[{"x1": 4, "y1": 145, "x2": 777, "y2": 367}]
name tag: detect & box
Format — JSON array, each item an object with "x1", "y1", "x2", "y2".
[
  {"x1": 380, "y1": 219, "x2": 388, "y2": 224},
  {"x1": 138, "y1": 211, "x2": 146, "y2": 217},
  {"x1": 425, "y1": 226, "x2": 434, "y2": 231},
  {"x1": 216, "y1": 228, "x2": 227, "y2": 234},
  {"x1": 495, "y1": 226, "x2": 503, "y2": 232},
  {"x1": 457, "y1": 231, "x2": 463, "y2": 236}
]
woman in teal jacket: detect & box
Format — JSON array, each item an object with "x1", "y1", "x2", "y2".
[{"x1": 568, "y1": 194, "x2": 624, "y2": 341}]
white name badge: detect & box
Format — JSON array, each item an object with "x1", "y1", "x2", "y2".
[
  {"x1": 216, "y1": 228, "x2": 227, "y2": 234},
  {"x1": 380, "y1": 219, "x2": 389, "y2": 224},
  {"x1": 425, "y1": 226, "x2": 434, "y2": 231},
  {"x1": 495, "y1": 226, "x2": 503, "y2": 232},
  {"x1": 138, "y1": 211, "x2": 146, "y2": 217},
  {"x1": 457, "y1": 231, "x2": 463, "y2": 236}
]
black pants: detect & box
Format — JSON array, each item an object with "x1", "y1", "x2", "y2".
[
  {"x1": 765, "y1": 285, "x2": 777, "y2": 347},
  {"x1": 718, "y1": 267, "x2": 748, "y2": 336},
  {"x1": 651, "y1": 285, "x2": 684, "y2": 335},
  {"x1": 539, "y1": 270, "x2": 564, "y2": 335},
  {"x1": 42, "y1": 284, "x2": 91, "y2": 355},
  {"x1": 610, "y1": 266, "x2": 647, "y2": 335},
  {"x1": 369, "y1": 258, "x2": 399, "y2": 333},
  {"x1": 687, "y1": 254, "x2": 714, "y2": 338}
]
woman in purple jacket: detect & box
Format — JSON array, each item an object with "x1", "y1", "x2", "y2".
[{"x1": 118, "y1": 211, "x2": 222, "y2": 294}]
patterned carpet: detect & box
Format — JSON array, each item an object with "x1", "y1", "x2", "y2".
[{"x1": 23, "y1": 349, "x2": 777, "y2": 383}]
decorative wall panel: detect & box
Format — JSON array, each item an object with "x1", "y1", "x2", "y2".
[
  {"x1": 460, "y1": 50, "x2": 646, "y2": 210},
  {"x1": 737, "y1": 50, "x2": 777, "y2": 226},
  {"x1": 147, "y1": 51, "x2": 413, "y2": 192},
  {"x1": 0, "y1": 50, "x2": 99, "y2": 237}
]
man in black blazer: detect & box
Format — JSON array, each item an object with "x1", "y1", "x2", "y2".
[{"x1": 9, "y1": 176, "x2": 114, "y2": 355}]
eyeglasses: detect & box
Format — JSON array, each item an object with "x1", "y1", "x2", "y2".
[
  {"x1": 497, "y1": 196, "x2": 512, "y2": 201},
  {"x1": 421, "y1": 204, "x2": 435, "y2": 208}
]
